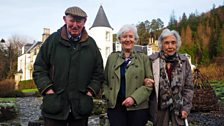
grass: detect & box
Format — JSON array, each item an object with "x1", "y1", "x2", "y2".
[
  {"x1": 0, "y1": 98, "x2": 16, "y2": 102},
  {"x1": 21, "y1": 88, "x2": 38, "y2": 93},
  {"x1": 199, "y1": 64, "x2": 224, "y2": 80}
]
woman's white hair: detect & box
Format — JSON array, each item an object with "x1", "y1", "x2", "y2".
[
  {"x1": 158, "y1": 28, "x2": 182, "y2": 51},
  {"x1": 117, "y1": 24, "x2": 139, "y2": 43}
]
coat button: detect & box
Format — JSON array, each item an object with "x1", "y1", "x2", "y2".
[
  {"x1": 112, "y1": 76, "x2": 114, "y2": 79},
  {"x1": 110, "y1": 87, "x2": 112, "y2": 90},
  {"x1": 135, "y1": 76, "x2": 138, "y2": 79}
]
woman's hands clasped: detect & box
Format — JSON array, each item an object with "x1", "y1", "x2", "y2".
[{"x1": 144, "y1": 78, "x2": 155, "y2": 88}]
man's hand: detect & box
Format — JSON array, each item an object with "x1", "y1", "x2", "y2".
[
  {"x1": 46, "y1": 89, "x2": 54, "y2": 94},
  {"x1": 86, "y1": 91, "x2": 93, "y2": 97}
]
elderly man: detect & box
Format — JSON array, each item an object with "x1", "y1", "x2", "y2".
[{"x1": 33, "y1": 6, "x2": 104, "y2": 126}]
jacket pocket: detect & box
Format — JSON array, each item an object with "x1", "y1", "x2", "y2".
[
  {"x1": 78, "y1": 94, "x2": 93, "y2": 116},
  {"x1": 42, "y1": 93, "x2": 63, "y2": 114}
]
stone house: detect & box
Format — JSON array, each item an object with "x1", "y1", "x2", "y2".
[{"x1": 14, "y1": 28, "x2": 50, "y2": 84}]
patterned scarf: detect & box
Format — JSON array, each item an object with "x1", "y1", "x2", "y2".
[{"x1": 159, "y1": 52, "x2": 183, "y2": 116}]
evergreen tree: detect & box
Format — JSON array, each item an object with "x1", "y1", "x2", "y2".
[
  {"x1": 208, "y1": 5, "x2": 222, "y2": 59},
  {"x1": 137, "y1": 22, "x2": 150, "y2": 45},
  {"x1": 168, "y1": 10, "x2": 177, "y2": 29}
]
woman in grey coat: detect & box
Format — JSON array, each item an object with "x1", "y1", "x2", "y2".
[{"x1": 146, "y1": 29, "x2": 194, "y2": 126}]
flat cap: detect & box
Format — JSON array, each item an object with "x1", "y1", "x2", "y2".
[{"x1": 65, "y1": 6, "x2": 87, "y2": 18}]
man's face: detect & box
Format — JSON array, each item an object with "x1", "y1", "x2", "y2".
[
  {"x1": 63, "y1": 15, "x2": 86, "y2": 37},
  {"x1": 162, "y1": 35, "x2": 177, "y2": 56}
]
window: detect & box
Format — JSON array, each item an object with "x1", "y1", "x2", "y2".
[
  {"x1": 106, "y1": 47, "x2": 110, "y2": 57},
  {"x1": 106, "y1": 31, "x2": 110, "y2": 41}
]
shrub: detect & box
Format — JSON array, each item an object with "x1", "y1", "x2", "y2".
[
  {"x1": 0, "y1": 79, "x2": 16, "y2": 97},
  {"x1": 18, "y1": 80, "x2": 37, "y2": 90},
  {"x1": 92, "y1": 99, "x2": 107, "y2": 115},
  {"x1": 13, "y1": 90, "x2": 25, "y2": 97},
  {"x1": 0, "y1": 101, "x2": 17, "y2": 121}
]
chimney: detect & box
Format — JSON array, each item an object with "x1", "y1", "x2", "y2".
[{"x1": 42, "y1": 28, "x2": 50, "y2": 42}]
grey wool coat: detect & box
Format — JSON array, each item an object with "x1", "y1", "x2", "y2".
[{"x1": 148, "y1": 52, "x2": 194, "y2": 123}]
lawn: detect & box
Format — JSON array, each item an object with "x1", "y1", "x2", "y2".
[
  {"x1": 0, "y1": 98, "x2": 16, "y2": 102},
  {"x1": 21, "y1": 88, "x2": 38, "y2": 93}
]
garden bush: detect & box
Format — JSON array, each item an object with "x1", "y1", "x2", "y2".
[
  {"x1": 92, "y1": 99, "x2": 107, "y2": 115},
  {"x1": 0, "y1": 79, "x2": 16, "y2": 97},
  {"x1": 18, "y1": 80, "x2": 37, "y2": 90},
  {"x1": 0, "y1": 101, "x2": 17, "y2": 121},
  {"x1": 0, "y1": 79, "x2": 25, "y2": 97}
]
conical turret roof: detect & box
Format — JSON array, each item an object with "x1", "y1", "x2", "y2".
[{"x1": 90, "y1": 5, "x2": 113, "y2": 29}]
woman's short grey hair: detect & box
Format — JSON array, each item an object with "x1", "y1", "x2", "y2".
[
  {"x1": 158, "y1": 28, "x2": 182, "y2": 51},
  {"x1": 117, "y1": 24, "x2": 139, "y2": 43}
]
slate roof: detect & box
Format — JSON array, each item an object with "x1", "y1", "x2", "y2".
[
  {"x1": 90, "y1": 5, "x2": 113, "y2": 29},
  {"x1": 26, "y1": 41, "x2": 42, "y2": 53}
]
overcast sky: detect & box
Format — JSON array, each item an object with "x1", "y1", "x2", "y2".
[{"x1": 0, "y1": 0, "x2": 223, "y2": 42}]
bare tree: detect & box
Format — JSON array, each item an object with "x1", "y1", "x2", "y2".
[
  {"x1": 0, "y1": 35, "x2": 29, "y2": 80},
  {"x1": 0, "y1": 42, "x2": 7, "y2": 80}
]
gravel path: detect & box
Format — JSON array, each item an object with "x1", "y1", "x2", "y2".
[
  {"x1": 188, "y1": 111, "x2": 224, "y2": 126},
  {"x1": 16, "y1": 97, "x2": 42, "y2": 126},
  {"x1": 1, "y1": 97, "x2": 224, "y2": 126},
  {"x1": 2, "y1": 97, "x2": 42, "y2": 126},
  {"x1": 2, "y1": 97, "x2": 100, "y2": 126}
]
